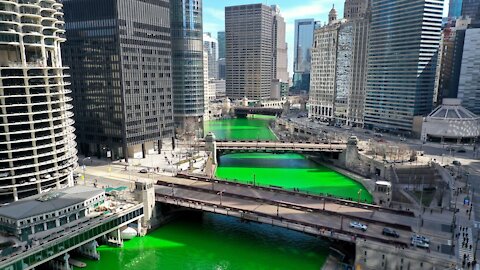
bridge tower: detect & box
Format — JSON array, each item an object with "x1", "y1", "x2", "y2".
[
  {"x1": 204, "y1": 132, "x2": 218, "y2": 165},
  {"x1": 340, "y1": 136, "x2": 360, "y2": 168},
  {"x1": 135, "y1": 180, "x2": 156, "y2": 231}
]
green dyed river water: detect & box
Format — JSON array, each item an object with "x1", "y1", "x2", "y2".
[{"x1": 79, "y1": 116, "x2": 371, "y2": 269}]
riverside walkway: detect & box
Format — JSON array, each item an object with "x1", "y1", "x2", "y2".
[{"x1": 154, "y1": 173, "x2": 454, "y2": 257}]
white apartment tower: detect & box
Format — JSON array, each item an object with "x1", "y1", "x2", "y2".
[{"x1": 0, "y1": 0, "x2": 77, "y2": 202}]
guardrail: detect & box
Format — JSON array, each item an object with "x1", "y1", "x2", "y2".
[
  {"x1": 176, "y1": 172, "x2": 415, "y2": 217},
  {"x1": 156, "y1": 179, "x2": 412, "y2": 232}
]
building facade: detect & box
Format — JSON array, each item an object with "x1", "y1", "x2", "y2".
[
  {"x1": 170, "y1": 0, "x2": 204, "y2": 130},
  {"x1": 458, "y1": 28, "x2": 480, "y2": 114},
  {"x1": 225, "y1": 4, "x2": 273, "y2": 100},
  {"x1": 217, "y1": 31, "x2": 225, "y2": 59},
  {"x1": 63, "y1": 0, "x2": 174, "y2": 160},
  {"x1": 437, "y1": 17, "x2": 471, "y2": 104},
  {"x1": 344, "y1": 0, "x2": 370, "y2": 19},
  {"x1": 292, "y1": 19, "x2": 315, "y2": 92},
  {"x1": 364, "y1": 0, "x2": 444, "y2": 133},
  {"x1": 0, "y1": 0, "x2": 77, "y2": 202},
  {"x1": 449, "y1": 0, "x2": 464, "y2": 18},
  {"x1": 203, "y1": 33, "x2": 218, "y2": 80},
  {"x1": 271, "y1": 6, "x2": 289, "y2": 85},
  {"x1": 309, "y1": 6, "x2": 369, "y2": 127},
  {"x1": 462, "y1": 0, "x2": 480, "y2": 25}
]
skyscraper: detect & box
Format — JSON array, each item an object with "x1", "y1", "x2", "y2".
[
  {"x1": 271, "y1": 5, "x2": 289, "y2": 84},
  {"x1": 218, "y1": 31, "x2": 226, "y2": 59},
  {"x1": 226, "y1": 4, "x2": 287, "y2": 100},
  {"x1": 344, "y1": 0, "x2": 370, "y2": 19},
  {"x1": 292, "y1": 19, "x2": 315, "y2": 92},
  {"x1": 364, "y1": 0, "x2": 444, "y2": 133},
  {"x1": 170, "y1": 0, "x2": 204, "y2": 130},
  {"x1": 458, "y1": 28, "x2": 480, "y2": 114},
  {"x1": 63, "y1": 0, "x2": 174, "y2": 160},
  {"x1": 0, "y1": 0, "x2": 77, "y2": 202},
  {"x1": 449, "y1": 0, "x2": 464, "y2": 18},
  {"x1": 462, "y1": 0, "x2": 480, "y2": 25},
  {"x1": 309, "y1": 5, "x2": 369, "y2": 127},
  {"x1": 225, "y1": 4, "x2": 273, "y2": 100},
  {"x1": 203, "y1": 33, "x2": 218, "y2": 79},
  {"x1": 437, "y1": 17, "x2": 471, "y2": 103}
]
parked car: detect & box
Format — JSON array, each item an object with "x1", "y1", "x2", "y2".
[
  {"x1": 350, "y1": 221, "x2": 367, "y2": 231},
  {"x1": 457, "y1": 148, "x2": 466, "y2": 153},
  {"x1": 73, "y1": 172, "x2": 80, "y2": 179},
  {"x1": 0, "y1": 172, "x2": 9, "y2": 178},
  {"x1": 139, "y1": 168, "x2": 148, "y2": 173},
  {"x1": 382, "y1": 228, "x2": 400, "y2": 238},
  {"x1": 452, "y1": 160, "x2": 461, "y2": 166}
]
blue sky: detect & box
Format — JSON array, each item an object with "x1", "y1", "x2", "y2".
[{"x1": 204, "y1": 0, "x2": 450, "y2": 75}]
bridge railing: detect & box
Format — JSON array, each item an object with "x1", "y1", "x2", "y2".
[
  {"x1": 157, "y1": 179, "x2": 412, "y2": 232},
  {"x1": 176, "y1": 172, "x2": 415, "y2": 217},
  {"x1": 155, "y1": 193, "x2": 409, "y2": 248}
]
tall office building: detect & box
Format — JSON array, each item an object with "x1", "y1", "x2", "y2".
[
  {"x1": 203, "y1": 33, "x2": 218, "y2": 79},
  {"x1": 449, "y1": 0, "x2": 464, "y2": 18},
  {"x1": 63, "y1": 0, "x2": 174, "y2": 160},
  {"x1": 344, "y1": 0, "x2": 370, "y2": 19},
  {"x1": 309, "y1": 5, "x2": 369, "y2": 127},
  {"x1": 271, "y1": 5, "x2": 289, "y2": 84},
  {"x1": 0, "y1": 0, "x2": 77, "y2": 202},
  {"x1": 217, "y1": 31, "x2": 226, "y2": 59},
  {"x1": 226, "y1": 4, "x2": 287, "y2": 100},
  {"x1": 364, "y1": 0, "x2": 444, "y2": 133},
  {"x1": 437, "y1": 17, "x2": 471, "y2": 103},
  {"x1": 170, "y1": 0, "x2": 204, "y2": 130},
  {"x1": 458, "y1": 28, "x2": 480, "y2": 114},
  {"x1": 462, "y1": 0, "x2": 480, "y2": 25},
  {"x1": 225, "y1": 4, "x2": 273, "y2": 100},
  {"x1": 292, "y1": 19, "x2": 315, "y2": 92}
]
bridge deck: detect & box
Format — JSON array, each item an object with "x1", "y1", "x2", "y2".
[
  {"x1": 215, "y1": 141, "x2": 347, "y2": 152},
  {"x1": 154, "y1": 175, "x2": 452, "y2": 255}
]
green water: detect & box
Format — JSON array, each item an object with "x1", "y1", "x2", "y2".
[
  {"x1": 204, "y1": 116, "x2": 277, "y2": 141},
  {"x1": 216, "y1": 153, "x2": 373, "y2": 203},
  {"x1": 81, "y1": 214, "x2": 329, "y2": 270}
]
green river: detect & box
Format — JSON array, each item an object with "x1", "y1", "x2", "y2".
[{"x1": 80, "y1": 116, "x2": 372, "y2": 270}]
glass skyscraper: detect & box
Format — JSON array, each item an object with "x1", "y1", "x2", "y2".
[
  {"x1": 292, "y1": 19, "x2": 315, "y2": 92},
  {"x1": 365, "y1": 0, "x2": 444, "y2": 133},
  {"x1": 218, "y1": 31, "x2": 226, "y2": 59},
  {"x1": 170, "y1": 0, "x2": 204, "y2": 130},
  {"x1": 449, "y1": 0, "x2": 463, "y2": 18},
  {"x1": 462, "y1": 0, "x2": 480, "y2": 26}
]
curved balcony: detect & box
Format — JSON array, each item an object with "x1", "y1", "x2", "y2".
[
  {"x1": 0, "y1": 145, "x2": 77, "y2": 178},
  {"x1": 0, "y1": 118, "x2": 74, "y2": 136},
  {"x1": 0, "y1": 128, "x2": 74, "y2": 145},
  {"x1": 0, "y1": 138, "x2": 77, "y2": 162},
  {"x1": 0, "y1": 110, "x2": 73, "y2": 127}
]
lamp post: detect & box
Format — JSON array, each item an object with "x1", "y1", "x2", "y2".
[
  {"x1": 218, "y1": 189, "x2": 225, "y2": 206},
  {"x1": 82, "y1": 157, "x2": 91, "y2": 185}
]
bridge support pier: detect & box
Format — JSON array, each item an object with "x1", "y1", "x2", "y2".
[
  {"x1": 47, "y1": 253, "x2": 71, "y2": 270},
  {"x1": 204, "y1": 132, "x2": 217, "y2": 165},
  {"x1": 75, "y1": 240, "x2": 100, "y2": 260}
]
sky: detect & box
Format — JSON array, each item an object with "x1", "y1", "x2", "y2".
[{"x1": 204, "y1": 0, "x2": 451, "y2": 76}]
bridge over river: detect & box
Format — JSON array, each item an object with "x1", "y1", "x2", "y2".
[
  {"x1": 213, "y1": 140, "x2": 347, "y2": 153},
  {"x1": 154, "y1": 174, "x2": 455, "y2": 267}
]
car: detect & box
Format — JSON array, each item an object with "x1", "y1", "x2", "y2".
[
  {"x1": 382, "y1": 228, "x2": 400, "y2": 238},
  {"x1": 412, "y1": 234, "x2": 430, "y2": 244},
  {"x1": 139, "y1": 168, "x2": 148, "y2": 173},
  {"x1": 373, "y1": 133, "x2": 383, "y2": 137},
  {"x1": 73, "y1": 172, "x2": 80, "y2": 179},
  {"x1": 457, "y1": 148, "x2": 466, "y2": 153},
  {"x1": 41, "y1": 174, "x2": 51, "y2": 179},
  {"x1": 452, "y1": 160, "x2": 461, "y2": 166},
  {"x1": 411, "y1": 238, "x2": 429, "y2": 248},
  {"x1": 29, "y1": 178, "x2": 37, "y2": 183},
  {"x1": 350, "y1": 221, "x2": 367, "y2": 231},
  {"x1": 0, "y1": 172, "x2": 9, "y2": 178}
]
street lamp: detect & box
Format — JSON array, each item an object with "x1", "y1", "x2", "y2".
[
  {"x1": 82, "y1": 157, "x2": 91, "y2": 185},
  {"x1": 218, "y1": 189, "x2": 226, "y2": 206}
]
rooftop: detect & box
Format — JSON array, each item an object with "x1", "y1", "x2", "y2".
[
  {"x1": 428, "y1": 99, "x2": 478, "y2": 120},
  {"x1": 0, "y1": 186, "x2": 104, "y2": 220}
]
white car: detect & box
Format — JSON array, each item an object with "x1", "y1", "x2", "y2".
[
  {"x1": 411, "y1": 238, "x2": 429, "y2": 248},
  {"x1": 350, "y1": 221, "x2": 367, "y2": 231}
]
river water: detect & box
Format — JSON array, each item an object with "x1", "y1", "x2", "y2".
[{"x1": 81, "y1": 116, "x2": 371, "y2": 270}]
